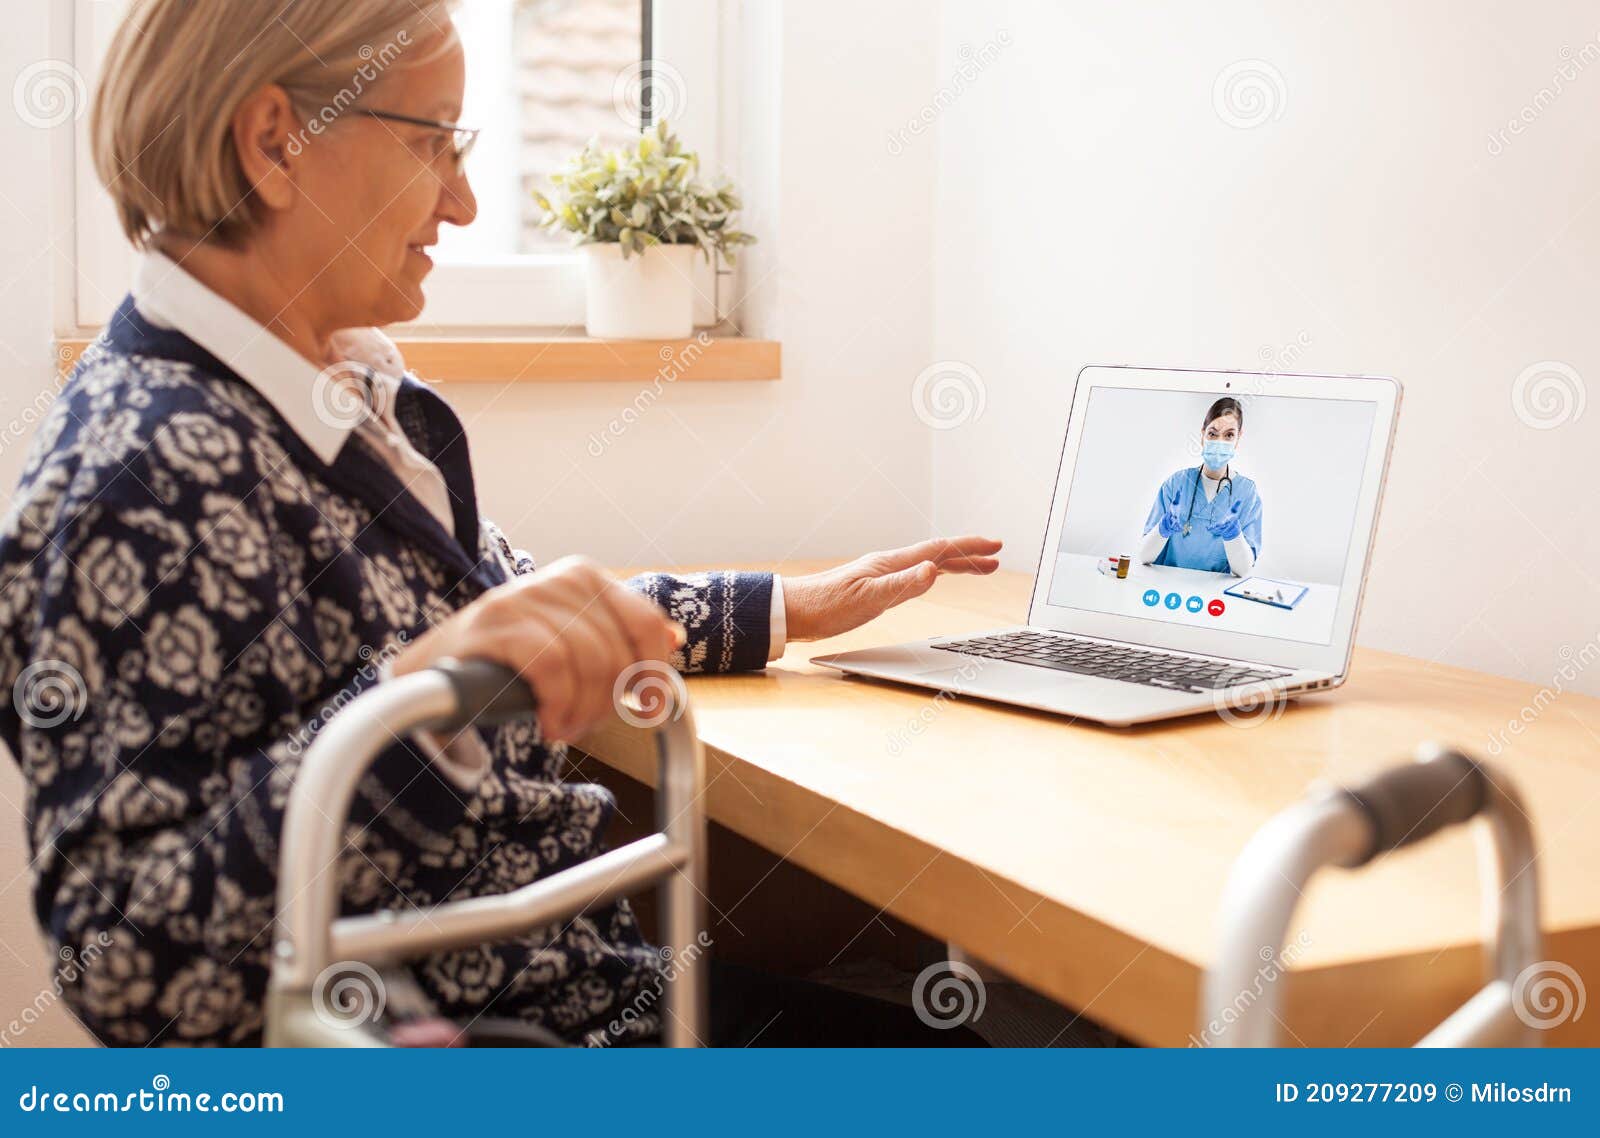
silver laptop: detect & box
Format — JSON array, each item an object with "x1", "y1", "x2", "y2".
[{"x1": 813, "y1": 365, "x2": 1402, "y2": 726}]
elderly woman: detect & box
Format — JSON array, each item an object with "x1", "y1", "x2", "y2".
[{"x1": 0, "y1": 0, "x2": 1000, "y2": 1046}]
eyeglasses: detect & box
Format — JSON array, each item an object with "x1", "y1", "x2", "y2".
[{"x1": 355, "y1": 109, "x2": 480, "y2": 176}]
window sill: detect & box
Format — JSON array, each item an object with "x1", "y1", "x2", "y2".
[{"x1": 55, "y1": 335, "x2": 782, "y2": 384}]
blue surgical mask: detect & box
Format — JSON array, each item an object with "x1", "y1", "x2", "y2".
[{"x1": 1201, "y1": 440, "x2": 1235, "y2": 470}]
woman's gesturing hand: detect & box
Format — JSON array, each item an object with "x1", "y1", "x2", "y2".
[
  {"x1": 392, "y1": 556, "x2": 685, "y2": 743},
  {"x1": 782, "y1": 536, "x2": 1003, "y2": 644}
]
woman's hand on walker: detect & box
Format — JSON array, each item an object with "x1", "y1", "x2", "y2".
[
  {"x1": 782, "y1": 536, "x2": 1003, "y2": 643},
  {"x1": 392, "y1": 556, "x2": 685, "y2": 743}
]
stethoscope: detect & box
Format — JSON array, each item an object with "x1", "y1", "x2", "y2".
[{"x1": 1181, "y1": 465, "x2": 1234, "y2": 538}]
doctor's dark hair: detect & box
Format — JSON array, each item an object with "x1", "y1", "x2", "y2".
[{"x1": 1202, "y1": 397, "x2": 1245, "y2": 433}]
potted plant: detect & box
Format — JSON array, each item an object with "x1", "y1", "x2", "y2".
[{"x1": 534, "y1": 121, "x2": 754, "y2": 340}]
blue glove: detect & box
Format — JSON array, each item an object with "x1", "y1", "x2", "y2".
[
  {"x1": 1157, "y1": 494, "x2": 1183, "y2": 538},
  {"x1": 1207, "y1": 501, "x2": 1244, "y2": 541}
]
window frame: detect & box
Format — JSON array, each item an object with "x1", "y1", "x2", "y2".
[{"x1": 66, "y1": 0, "x2": 735, "y2": 336}]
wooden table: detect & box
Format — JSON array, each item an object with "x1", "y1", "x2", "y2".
[{"x1": 579, "y1": 565, "x2": 1600, "y2": 1046}]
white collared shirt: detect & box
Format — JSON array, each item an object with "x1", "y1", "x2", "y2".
[
  {"x1": 132, "y1": 251, "x2": 457, "y2": 536},
  {"x1": 129, "y1": 250, "x2": 787, "y2": 660}
]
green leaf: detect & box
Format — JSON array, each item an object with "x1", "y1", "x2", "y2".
[{"x1": 530, "y1": 121, "x2": 756, "y2": 256}]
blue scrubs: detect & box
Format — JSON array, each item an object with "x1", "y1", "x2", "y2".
[{"x1": 1142, "y1": 467, "x2": 1263, "y2": 574}]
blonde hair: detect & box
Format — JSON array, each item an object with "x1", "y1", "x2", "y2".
[{"x1": 92, "y1": 0, "x2": 458, "y2": 249}]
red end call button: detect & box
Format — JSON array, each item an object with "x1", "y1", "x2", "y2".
[{"x1": 1206, "y1": 599, "x2": 1226, "y2": 617}]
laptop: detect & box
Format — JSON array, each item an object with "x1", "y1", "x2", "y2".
[{"x1": 812, "y1": 364, "x2": 1401, "y2": 726}]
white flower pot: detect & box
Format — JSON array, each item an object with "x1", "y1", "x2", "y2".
[{"x1": 582, "y1": 243, "x2": 697, "y2": 340}]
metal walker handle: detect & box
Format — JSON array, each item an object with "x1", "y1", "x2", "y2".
[
  {"x1": 266, "y1": 658, "x2": 707, "y2": 1047},
  {"x1": 1201, "y1": 743, "x2": 1540, "y2": 1047}
]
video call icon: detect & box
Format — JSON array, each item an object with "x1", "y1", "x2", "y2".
[{"x1": 1185, "y1": 596, "x2": 1203, "y2": 614}]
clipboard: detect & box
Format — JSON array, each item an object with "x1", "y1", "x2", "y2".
[{"x1": 1223, "y1": 576, "x2": 1309, "y2": 611}]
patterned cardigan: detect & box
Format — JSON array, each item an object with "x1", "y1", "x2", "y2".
[{"x1": 0, "y1": 298, "x2": 774, "y2": 1046}]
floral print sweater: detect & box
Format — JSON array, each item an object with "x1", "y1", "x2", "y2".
[{"x1": 0, "y1": 299, "x2": 773, "y2": 1045}]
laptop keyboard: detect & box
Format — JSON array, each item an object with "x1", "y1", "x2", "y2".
[{"x1": 932, "y1": 631, "x2": 1290, "y2": 694}]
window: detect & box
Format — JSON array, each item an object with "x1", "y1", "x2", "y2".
[
  {"x1": 446, "y1": 0, "x2": 646, "y2": 258},
  {"x1": 69, "y1": 0, "x2": 730, "y2": 333}
]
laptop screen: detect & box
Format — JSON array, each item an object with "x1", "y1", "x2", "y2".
[{"x1": 1046, "y1": 386, "x2": 1380, "y2": 647}]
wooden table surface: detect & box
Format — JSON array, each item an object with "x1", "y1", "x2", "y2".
[{"x1": 579, "y1": 565, "x2": 1600, "y2": 1046}]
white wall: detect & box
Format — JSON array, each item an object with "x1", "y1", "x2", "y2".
[{"x1": 932, "y1": 0, "x2": 1600, "y2": 693}]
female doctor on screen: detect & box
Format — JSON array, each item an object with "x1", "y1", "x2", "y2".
[{"x1": 1137, "y1": 397, "x2": 1263, "y2": 576}]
